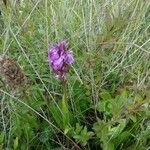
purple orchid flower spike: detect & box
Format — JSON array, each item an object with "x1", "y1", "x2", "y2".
[{"x1": 48, "y1": 40, "x2": 75, "y2": 81}]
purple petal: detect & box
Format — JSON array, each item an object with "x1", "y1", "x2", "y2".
[
  {"x1": 50, "y1": 51, "x2": 59, "y2": 61},
  {"x1": 48, "y1": 40, "x2": 75, "y2": 80},
  {"x1": 61, "y1": 40, "x2": 69, "y2": 47},
  {"x1": 65, "y1": 50, "x2": 75, "y2": 64},
  {"x1": 58, "y1": 40, "x2": 69, "y2": 51},
  {"x1": 52, "y1": 57, "x2": 64, "y2": 70},
  {"x1": 48, "y1": 45, "x2": 60, "y2": 60}
]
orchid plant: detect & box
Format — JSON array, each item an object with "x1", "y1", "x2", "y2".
[{"x1": 48, "y1": 40, "x2": 75, "y2": 130}]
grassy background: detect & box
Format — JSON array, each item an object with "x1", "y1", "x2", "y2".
[{"x1": 0, "y1": 0, "x2": 150, "y2": 149}]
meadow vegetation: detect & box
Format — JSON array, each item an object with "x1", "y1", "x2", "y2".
[{"x1": 0, "y1": 0, "x2": 150, "y2": 149}]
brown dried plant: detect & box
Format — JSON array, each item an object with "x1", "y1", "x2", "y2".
[{"x1": 0, "y1": 56, "x2": 28, "y2": 95}]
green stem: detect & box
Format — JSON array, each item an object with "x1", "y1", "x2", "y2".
[{"x1": 61, "y1": 80, "x2": 70, "y2": 129}]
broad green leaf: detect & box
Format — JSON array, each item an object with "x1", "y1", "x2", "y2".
[
  {"x1": 61, "y1": 96, "x2": 70, "y2": 128},
  {"x1": 116, "y1": 90, "x2": 127, "y2": 107},
  {"x1": 97, "y1": 101, "x2": 107, "y2": 112},
  {"x1": 49, "y1": 103, "x2": 63, "y2": 129},
  {"x1": 109, "y1": 119, "x2": 127, "y2": 139},
  {"x1": 75, "y1": 123, "x2": 83, "y2": 134},
  {"x1": 73, "y1": 124, "x2": 93, "y2": 146},
  {"x1": 13, "y1": 137, "x2": 18, "y2": 150},
  {"x1": 64, "y1": 126, "x2": 71, "y2": 135},
  {"x1": 100, "y1": 91, "x2": 112, "y2": 101},
  {"x1": 103, "y1": 142, "x2": 115, "y2": 150},
  {"x1": 114, "y1": 131, "x2": 131, "y2": 147},
  {"x1": 0, "y1": 133, "x2": 4, "y2": 144},
  {"x1": 93, "y1": 119, "x2": 109, "y2": 141},
  {"x1": 82, "y1": 126, "x2": 88, "y2": 136}
]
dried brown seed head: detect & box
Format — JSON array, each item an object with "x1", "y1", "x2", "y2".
[{"x1": 0, "y1": 56, "x2": 28, "y2": 94}]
